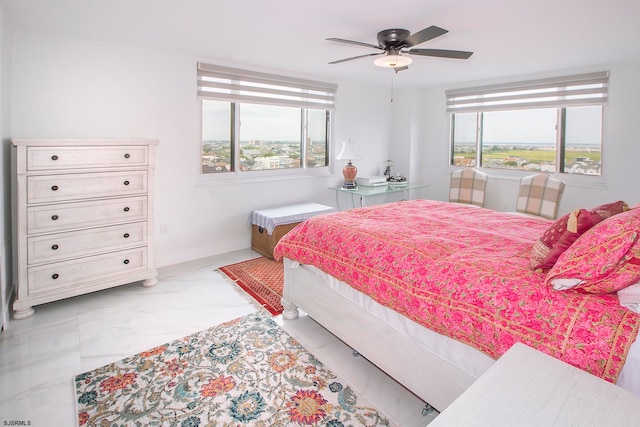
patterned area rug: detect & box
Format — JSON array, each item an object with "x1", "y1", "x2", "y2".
[
  {"x1": 75, "y1": 312, "x2": 394, "y2": 426},
  {"x1": 219, "y1": 257, "x2": 284, "y2": 315}
]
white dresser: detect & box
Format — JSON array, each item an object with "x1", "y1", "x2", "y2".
[{"x1": 11, "y1": 138, "x2": 158, "y2": 319}]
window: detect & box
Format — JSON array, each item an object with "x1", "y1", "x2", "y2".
[
  {"x1": 198, "y1": 63, "x2": 336, "y2": 175},
  {"x1": 447, "y1": 72, "x2": 608, "y2": 175}
]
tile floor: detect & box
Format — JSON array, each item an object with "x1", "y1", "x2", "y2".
[{"x1": 0, "y1": 249, "x2": 436, "y2": 426}]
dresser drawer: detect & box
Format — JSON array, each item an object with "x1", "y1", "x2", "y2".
[
  {"x1": 27, "y1": 248, "x2": 148, "y2": 295},
  {"x1": 26, "y1": 146, "x2": 149, "y2": 170},
  {"x1": 27, "y1": 171, "x2": 148, "y2": 204},
  {"x1": 28, "y1": 222, "x2": 148, "y2": 265},
  {"x1": 27, "y1": 196, "x2": 147, "y2": 234}
]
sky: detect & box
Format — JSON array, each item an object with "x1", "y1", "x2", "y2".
[
  {"x1": 455, "y1": 106, "x2": 602, "y2": 145},
  {"x1": 204, "y1": 100, "x2": 602, "y2": 146},
  {"x1": 202, "y1": 101, "x2": 323, "y2": 142}
]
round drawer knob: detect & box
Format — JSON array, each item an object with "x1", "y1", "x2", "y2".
[
  {"x1": 51, "y1": 215, "x2": 59, "y2": 221},
  {"x1": 52, "y1": 273, "x2": 59, "y2": 280},
  {"x1": 123, "y1": 259, "x2": 130, "y2": 265},
  {"x1": 124, "y1": 180, "x2": 130, "y2": 186},
  {"x1": 51, "y1": 155, "x2": 59, "y2": 161},
  {"x1": 123, "y1": 233, "x2": 130, "y2": 238},
  {"x1": 51, "y1": 244, "x2": 59, "y2": 250},
  {"x1": 51, "y1": 185, "x2": 59, "y2": 191},
  {"x1": 124, "y1": 153, "x2": 131, "y2": 159},
  {"x1": 123, "y1": 207, "x2": 130, "y2": 212}
]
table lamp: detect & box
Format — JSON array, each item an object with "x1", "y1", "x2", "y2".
[{"x1": 335, "y1": 140, "x2": 361, "y2": 189}]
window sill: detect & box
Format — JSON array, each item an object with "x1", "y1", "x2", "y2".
[{"x1": 195, "y1": 167, "x2": 335, "y2": 187}]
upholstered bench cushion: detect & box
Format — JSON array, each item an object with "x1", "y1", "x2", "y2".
[{"x1": 250, "y1": 203, "x2": 335, "y2": 259}]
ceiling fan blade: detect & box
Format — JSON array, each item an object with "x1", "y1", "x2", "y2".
[
  {"x1": 402, "y1": 26, "x2": 448, "y2": 47},
  {"x1": 328, "y1": 52, "x2": 385, "y2": 64},
  {"x1": 408, "y1": 48, "x2": 473, "y2": 59},
  {"x1": 326, "y1": 37, "x2": 383, "y2": 50}
]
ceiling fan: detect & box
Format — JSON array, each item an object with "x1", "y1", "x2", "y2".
[{"x1": 327, "y1": 26, "x2": 473, "y2": 71}]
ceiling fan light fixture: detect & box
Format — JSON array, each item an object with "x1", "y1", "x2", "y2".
[{"x1": 374, "y1": 54, "x2": 413, "y2": 68}]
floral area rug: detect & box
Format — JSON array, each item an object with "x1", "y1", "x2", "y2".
[
  {"x1": 75, "y1": 312, "x2": 394, "y2": 426},
  {"x1": 219, "y1": 257, "x2": 284, "y2": 315}
]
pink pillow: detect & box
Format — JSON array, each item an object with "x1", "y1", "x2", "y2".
[
  {"x1": 530, "y1": 209, "x2": 602, "y2": 270},
  {"x1": 545, "y1": 208, "x2": 640, "y2": 293}
]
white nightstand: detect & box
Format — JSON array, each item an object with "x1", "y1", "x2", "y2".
[{"x1": 429, "y1": 342, "x2": 640, "y2": 426}]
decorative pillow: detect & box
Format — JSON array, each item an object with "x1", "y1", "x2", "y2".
[
  {"x1": 530, "y1": 209, "x2": 602, "y2": 270},
  {"x1": 545, "y1": 208, "x2": 640, "y2": 293},
  {"x1": 591, "y1": 200, "x2": 629, "y2": 219},
  {"x1": 530, "y1": 201, "x2": 629, "y2": 271}
]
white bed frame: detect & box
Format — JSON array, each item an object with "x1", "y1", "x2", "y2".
[{"x1": 280, "y1": 258, "x2": 479, "y2": 412}]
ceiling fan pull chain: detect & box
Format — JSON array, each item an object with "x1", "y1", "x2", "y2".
[{"x1": 390, "y1": 70, "x2": 395, "y2": 103}]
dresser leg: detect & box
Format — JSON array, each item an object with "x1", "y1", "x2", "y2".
[
  {"x1": 13, "y1": 307, "x2": 35, "y2": 319},
  {"x1": 142, "y1": 277, "x2": 158, "y2": 287}
]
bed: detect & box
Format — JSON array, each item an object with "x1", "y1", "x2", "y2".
[{"x1": 273, "y1": 199, "x2": 640, "y2": 411}]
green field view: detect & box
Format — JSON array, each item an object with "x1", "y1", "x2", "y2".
[{"x1": 455, "y1": 149, "x2": 601, "y2": 163}]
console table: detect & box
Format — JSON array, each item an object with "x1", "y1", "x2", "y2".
[
  {"x1": 329, "y1": 183, "x2": 427, "y2": 209},
  {"x1": 429, "y1": 342, "x2": 640, "y2": 426}
]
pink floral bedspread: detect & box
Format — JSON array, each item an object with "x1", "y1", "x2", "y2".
[{"x1": 274, "y1": 200, "x2": 640, "y2": 383}]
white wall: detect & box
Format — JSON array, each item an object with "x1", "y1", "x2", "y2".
[
  {"x1": 389, "y1": 63, "x2": 640, "y2": 216},
  {"x1": 6, "y1": 29, "x2": 639, "y2": 277},
  {"x1": 6, "y1": 30, "x2": 390, "y2": 268},
  {"x1": 0, "y1": 7, "x2": 11, "y2": 330}
]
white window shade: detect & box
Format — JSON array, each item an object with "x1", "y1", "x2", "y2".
[
  {"x1": 446, "y1": 71, "x2": 609, "y2": 113},
  {"x1": 198, "y1": 62, "x2": 337, "y2": 110}
]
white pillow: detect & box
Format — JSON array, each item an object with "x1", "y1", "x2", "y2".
[
  {"x1": 618, "y1": 282, "x2": 640, "y2": 314},
  {"x1": 551, "y1": 278, "x2": 583, "y2": 291}
]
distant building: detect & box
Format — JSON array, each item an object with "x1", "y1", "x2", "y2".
[{"x1": 453, "y1": 157, "x2": 476, "y2": 167}]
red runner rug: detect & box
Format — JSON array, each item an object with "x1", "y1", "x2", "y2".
[{"x1": 219, "y1": 257, "x2": 284, "y2": 315}]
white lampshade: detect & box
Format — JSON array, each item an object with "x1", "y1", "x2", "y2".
[
  {"x1": 335, "y1": 140, "x2": 362, "y2": 161},
  {"x1": 374, "y1": 54, "x2": 413, "y2": 68}
]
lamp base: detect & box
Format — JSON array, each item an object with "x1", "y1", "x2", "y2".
[{"x1": 342, "y1": 162, "x2": 358, "y2": 190}]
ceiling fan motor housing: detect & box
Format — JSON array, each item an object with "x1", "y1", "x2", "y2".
[{"x1": 377, "y1": 29, "x2": 410, "y2": 48}]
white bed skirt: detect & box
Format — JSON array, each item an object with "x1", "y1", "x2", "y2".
[{"x1": 281, "y1": 259, "x2": 640, "y2": 410}]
